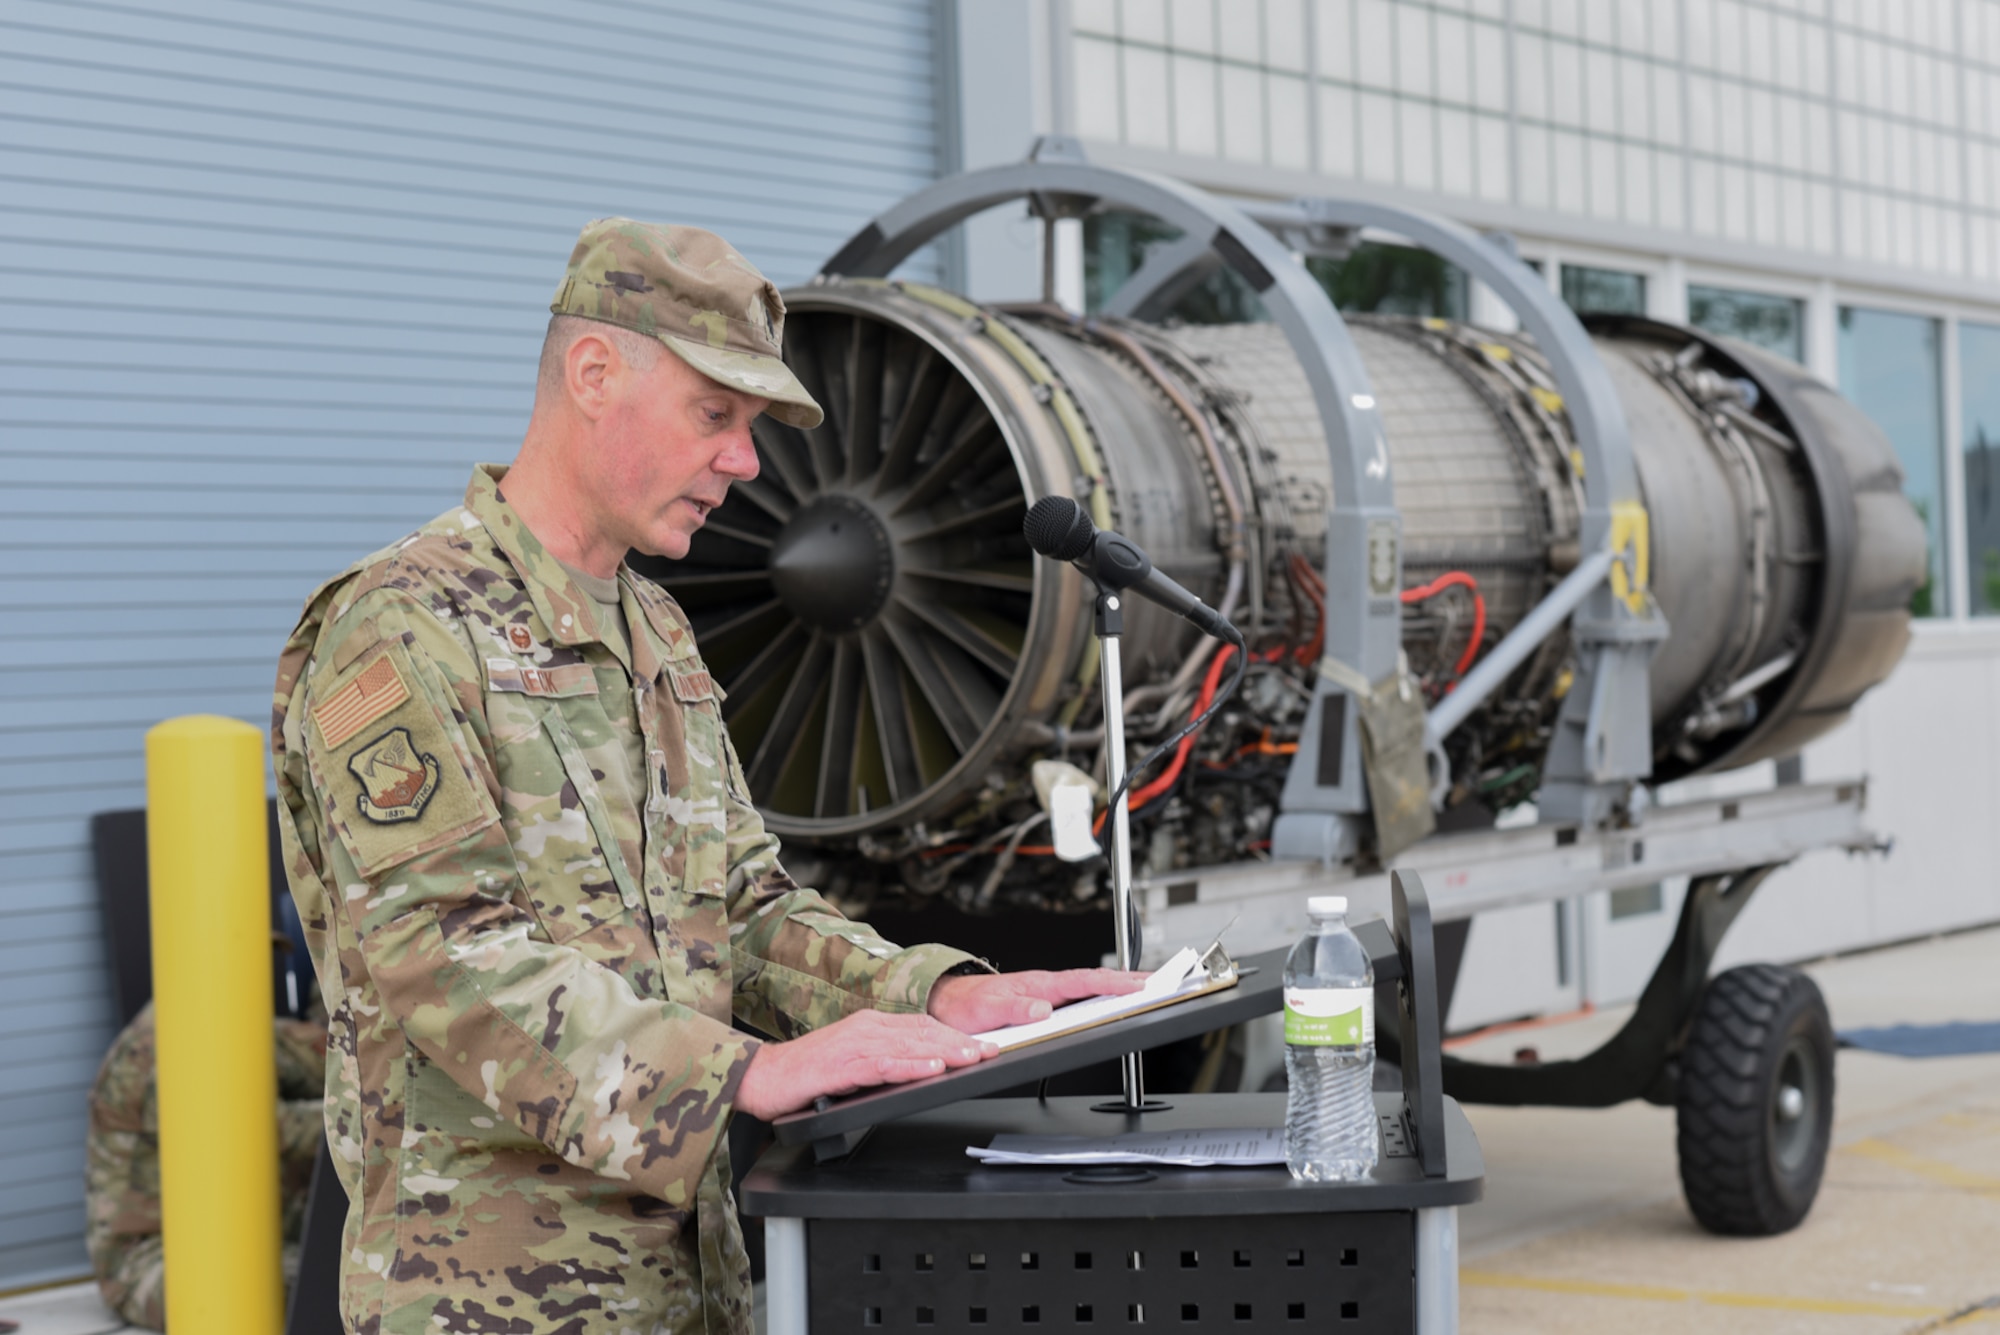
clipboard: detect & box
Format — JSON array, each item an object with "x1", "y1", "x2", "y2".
[
  {"x1": 772, "y1": 945, "x2": 1286, "y2": 1158},
  {"x1": 767, "y1": 872, "x2": 1451, "y2": 1183},
  {"x1": 970, "y1": 941, "x2": 1242, "y2": 1054}
]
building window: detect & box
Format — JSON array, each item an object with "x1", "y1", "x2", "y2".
[
  {"x1": 1306, "y1": 244, "x2": 1469, "y2": 321},
  {"x1": 1839, "y1": 307, "x2": 1946, "y2": 618},
  {"x1": 1688, "y1": 285, "x2": 1804, "y2": 363},
  {"x1": 1083, "y1": 212, "x2": 1265, "y2": 324},
  {"x1": 1084, "y1": 215, "x2": 1468, "y2": 324},
  {"x1": 1963, "y1": 322, "x2": 2000, "y2": 617},
  {"x1": 1560, "y1": 264, "x2": 1646, "y2": 315}
]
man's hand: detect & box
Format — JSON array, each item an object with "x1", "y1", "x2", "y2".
[
  {"x1": 926, "y1": 968, "x2": 1151, "y2": 1034},
  {"x1": 731, "y1": 969, "x2": 1151, "y2": 1121},
  {"x1": 734, "y1": 1011, "x2": 998, "y2": 1121}
]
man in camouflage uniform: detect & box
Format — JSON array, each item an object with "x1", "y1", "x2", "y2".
[
  {"x1": 271, "y1": 218, "x2": 1141, "y2": 1335},
  {"x1": 85, "y1": 999, "x2": 327, "y2": 1330}
]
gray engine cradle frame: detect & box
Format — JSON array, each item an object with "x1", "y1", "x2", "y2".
[{"x1": 819, "y1": 139, "x2": 1669, "y2": 846}]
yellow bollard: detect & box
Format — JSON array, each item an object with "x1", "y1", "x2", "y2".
[{"x1": 146, "y1": 715, "x2": 285, "y2": 1335}]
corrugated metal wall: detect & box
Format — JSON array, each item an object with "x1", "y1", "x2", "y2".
[{"x1": 0, "y1": 0, "x2": 945, "y2": 1287}]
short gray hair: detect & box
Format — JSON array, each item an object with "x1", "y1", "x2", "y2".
[{"x1": 537, "y1": 313, "x2": 662, "y2": 395}]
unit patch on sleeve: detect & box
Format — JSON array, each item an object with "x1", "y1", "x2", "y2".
[
  {"x1": 346, "y1": 726, "x2": 439, "y2": 823},
  {"x1": 307, "y1": 639, "x2": 499, "y2": 876}
]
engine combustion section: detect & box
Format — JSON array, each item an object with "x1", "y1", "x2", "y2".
[{"x1": 634, "y1": 278, "x2": 1921, "y2": 910}]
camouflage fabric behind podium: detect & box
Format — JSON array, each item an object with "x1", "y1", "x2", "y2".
[
  {"x1": 271, "y1": 465, "x2": 982, "y2": 1335},
  {"x1": 84, "y1": 1002, "x2": 327, "y2": 1330}
]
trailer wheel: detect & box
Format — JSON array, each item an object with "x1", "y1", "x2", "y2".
[{"x1": 1676, "y1": 964, "x2": 1835, "y2": 1236}]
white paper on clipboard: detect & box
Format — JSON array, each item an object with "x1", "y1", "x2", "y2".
[{"x1": 970, "y1": 945, "x2": 1232, "y2": 1052}]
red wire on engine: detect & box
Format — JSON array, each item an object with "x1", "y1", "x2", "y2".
[
  {"x1": 1094, "y1": 641, "x2": 1239, "y2": 833},
  {"x1": 1072, "y1": 564, "x2": 1481, "y2": 838},
  {"x1": 989, "y1": 570, "x2": 1484, "y2": 860},
  {"x1": 1400, "y1": 571, "x2": 1487, "y2": 683},
  {"x1": 1288, "y1": 552, "x2": 1327, "y2": 665}
]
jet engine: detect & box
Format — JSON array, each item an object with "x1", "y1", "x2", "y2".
[{"x1": 634, "y1": 170, "x2": 1923, "y2": 916}]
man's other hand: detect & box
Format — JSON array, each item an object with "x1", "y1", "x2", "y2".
[
  {"x1": 732, "y1": 970, "x2": 1152, "y2": 1120},
  {"x1": 926, "y1": 969, "x2": 1151, "y2": 1034},
  {"x1": 734, "y1": 1011, "x2": 998, "y2": 1121}
]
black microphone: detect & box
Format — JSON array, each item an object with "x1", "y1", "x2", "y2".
[{"x1": 1023, "y1": 496, "x2": 1239, "y2": 642}]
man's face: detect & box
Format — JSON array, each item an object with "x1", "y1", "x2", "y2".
[{"x1": 588, "y1": 343, "x2": 766, "y2": 561}]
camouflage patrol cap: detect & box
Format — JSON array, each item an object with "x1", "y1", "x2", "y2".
[{"x1": 551, "y1": 217, "x2": 823, "y2": 428}]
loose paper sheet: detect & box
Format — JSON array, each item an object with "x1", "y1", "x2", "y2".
[{"x1": 968, "y1": 1127, "x2": 1286, "y2": 1168}]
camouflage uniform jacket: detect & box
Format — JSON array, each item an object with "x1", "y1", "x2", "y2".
[
  {"x1": 85, "y1": 1002, "x2": 327, "y2": 1330},
  {"x1": 271, "y1": 464, "x2": 981, "y2": 1335}
]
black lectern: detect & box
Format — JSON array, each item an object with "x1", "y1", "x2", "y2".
[{"x1": 740, "y1": 871, "x2": 1482, "y2": 1334}]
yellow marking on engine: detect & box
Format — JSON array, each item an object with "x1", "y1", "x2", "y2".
[{"x1": 1608, "y1": 500, "x2": 1651, "y2": 615}]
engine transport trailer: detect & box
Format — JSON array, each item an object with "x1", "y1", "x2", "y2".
[{"x1": 644, "y1": 143, "x2": 1925, "y2": 1238}]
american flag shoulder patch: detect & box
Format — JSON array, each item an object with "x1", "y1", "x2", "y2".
[{"x1": 313, "y1": 652, "x2": 411, "y2": 749}]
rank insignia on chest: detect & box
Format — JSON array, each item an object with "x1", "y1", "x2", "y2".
[{"x1": 347, "y1": 726, "x2": 440, "y2": 823}]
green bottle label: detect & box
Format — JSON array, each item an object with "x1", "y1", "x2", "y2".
[{"x1": 1283, "y1": 986, "x2": 1373, "y2": 1047}]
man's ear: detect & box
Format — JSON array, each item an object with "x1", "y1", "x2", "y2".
[{"x1": 564, "y1": 331, "x2": 618, "y2": 421}]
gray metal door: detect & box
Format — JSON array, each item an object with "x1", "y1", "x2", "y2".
[{"x1": 0, "y1": 0, "x2": 945, "y2": 1288}]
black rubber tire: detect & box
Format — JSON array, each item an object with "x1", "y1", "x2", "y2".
[{"x1": 1676, "y1": 963, "x2": 1836, "y2": 1236}]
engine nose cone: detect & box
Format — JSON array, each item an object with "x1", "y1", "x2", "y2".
[{"x1": 768, "y1": 494, "x2": 895, "y2": 633}]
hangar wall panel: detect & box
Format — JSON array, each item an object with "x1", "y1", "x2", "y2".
[{"x1": 0, "y1": 0, "x2": 945, "y2": 1287}]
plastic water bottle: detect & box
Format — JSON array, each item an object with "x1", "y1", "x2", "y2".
[{"x1": 1283, "y1": 894, "x2": 1379, "y2": 1182}]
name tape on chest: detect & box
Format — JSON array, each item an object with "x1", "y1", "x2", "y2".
[
  {"x1": 486, "y1": 658, "x2": 598, "y2": 697},
  {"x1": 668, "y1": 666, "x2": 718, "y2": 703},
  {"x1": 313, "y1": 653, "x2": 410, "y2": 749}
]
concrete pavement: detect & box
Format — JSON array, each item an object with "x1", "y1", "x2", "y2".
[
  {"x1": 7, "y1": 926, "x2": 1996, "y2": 1334},
  {"x1": 1453, "y1": 924, "x2": 2000, "y2": 1333}
]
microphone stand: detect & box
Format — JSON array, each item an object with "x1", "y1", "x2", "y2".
[{"x1": 1092, "y1": 588, "x2": 1169, "y2": 1115}]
